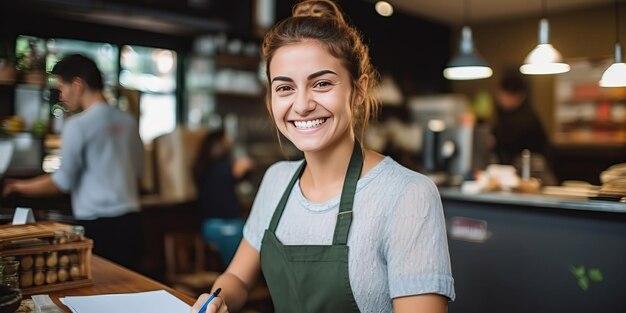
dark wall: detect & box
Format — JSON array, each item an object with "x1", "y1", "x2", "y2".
[
  {"x1": 275, "y1": 0, "x2": 452, "y2": 96},
  {"x1": 1, "y1": 0, "x2": 451, "y2": 95},
  {"x1": 1, "y1": 3, "x2": 191, "y2": 52}
]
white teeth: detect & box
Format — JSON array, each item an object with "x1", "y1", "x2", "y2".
[{"x1": 294, "y1": 118, "x2": 326, "y2": 129}]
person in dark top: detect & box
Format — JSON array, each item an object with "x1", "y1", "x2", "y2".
[
  {"x1": 192, "y1": 129, "x2": 254, "y2": 266},
  {"x1": 491, "y1": 70, "x2": 549, "y2": 165}
]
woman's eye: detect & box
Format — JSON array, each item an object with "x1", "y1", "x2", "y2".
[
  {"x1": 314, "y1": 81, "x2": 332, "y2": 88},
  {"x1": 275, "y1": 85, "x2": 293, "y2": 93}
]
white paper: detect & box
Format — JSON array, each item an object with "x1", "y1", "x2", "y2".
[
  {"x1": 12, "y1": 207, "x2": 36, "y2": 225},
  {"x1": 59, "y1": 289, "x2": 190, "y2": 313},
  {"x1": 31, "y1": 294, "x2": 65, "y2": 313}
]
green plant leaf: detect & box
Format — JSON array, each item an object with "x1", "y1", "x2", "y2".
[
  {"x1": 578, "y1": 277, "x2": 589, "y2": 291},
  {"x1": 588, "y1": 268, "x2": 603, "y2": 282},
  {"x1": 570, "y1": 265, "x2": 586, "y2": 278}
]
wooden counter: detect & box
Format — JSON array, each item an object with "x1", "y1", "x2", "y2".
[{"x1": 45, "y1": 255, "x2": 195, "y2": 312}]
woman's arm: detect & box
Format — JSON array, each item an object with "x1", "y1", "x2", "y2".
[
  {"x1": 393, "y1": 294, "x2": 448, "y2": 313},
  {"x1": 190, "y1": 239, "x2": 261, "y2": 313}
]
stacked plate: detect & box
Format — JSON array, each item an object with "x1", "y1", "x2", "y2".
[
  {"x1": 598, "y1": 163, "x2": 626, "y2": 198},
  {"x1": 542, "y1": 180, "x2": 599, "y2": 198}
]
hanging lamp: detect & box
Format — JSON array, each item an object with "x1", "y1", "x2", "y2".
[
  {"x1": 520, "y1": 0, "x2": 570, "y2": 75},
  {"x1": 600, "y1": 0, "x2": 626, "y2": 87},
  {"x1": 443, "y1": 0, "x2": 492, "y2": 80}
]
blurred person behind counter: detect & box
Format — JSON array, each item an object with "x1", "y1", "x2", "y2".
[
  {"x1": 192, "y1": 128, "x2": 254, "y2": 266},
  {"x1": 490, "y1": 68, "x2": 557, "y2": 185},
  {"x1": 491, "y1": 69, "x2": 549, "y2": 164},
  {"x1": 2, "y1": 54, "x2": 145, "y2": 271},
  {"x1": 191, "y1": 0, "x2": 455, "y2": 312}
]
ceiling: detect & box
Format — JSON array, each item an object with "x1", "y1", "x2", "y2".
[{"x1": 384, "y1": 0, "x2": 612, "y2": 25}]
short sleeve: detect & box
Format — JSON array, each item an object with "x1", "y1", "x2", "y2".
[
  {"x1": 51, "y1": 120, "x2": 85, "y2": 192},
  {"x1": 242, "y1": 163, "x2": 279, "y2": 252},
  {"x1": 383, "y1": 176, "x2": 455, "y2": 301},
  {"x1": 242, "y1": 161, "x2": 301, "y2": 252}
]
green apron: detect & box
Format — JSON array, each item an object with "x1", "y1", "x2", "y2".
[{"x1": 260, "y1": 142, "x2": 363, "y2": 313}]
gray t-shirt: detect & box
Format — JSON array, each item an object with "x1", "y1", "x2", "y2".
[
  {"x1": 244, "y1": 156, "x2": 455, "y2": 312},
  {"x1": 52, "y1": 102, "x2": 143, "y2": 220}
]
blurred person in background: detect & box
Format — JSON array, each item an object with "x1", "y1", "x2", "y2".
[
  {"x1": 491, "y1": 69, "x2": 549, "y2": 165},
  {"x1": 2, "y1": 54, "x2": 145, "y2": 271},
  {"x1": 490, "y1": 68, "x2": 557, "y2": 185},
  {"x1": 193, "y1": 129, "x2": 254, "y2": 266}
]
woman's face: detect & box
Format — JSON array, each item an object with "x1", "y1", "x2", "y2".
[{"x1": 268, "y1": 40, "x2": 354, "y2": 153}]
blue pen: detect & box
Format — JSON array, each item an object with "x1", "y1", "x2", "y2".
[{"x1": 198, "y1": 288, "x2": 222, "y2": 313}]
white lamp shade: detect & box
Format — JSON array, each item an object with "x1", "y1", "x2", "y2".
[
  {"x1": 444, "y1": 26, "x2": 493, "y2": 80},
  {"x1": 599, "y1": 62, "x2": 626, "y2": 87},
  {"x1": 444, "y1": 66, "x2": 493, "y2": 80},
  {"x1": 521, "y1": 18, "x2": 570, "y2": 75},
  {"x1": 520, "y1": 44, "x2": 570, "y2": 74}
]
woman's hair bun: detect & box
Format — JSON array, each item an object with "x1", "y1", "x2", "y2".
[{"x1": 292, "y1": 0, "x2": 346, "y2": 24}]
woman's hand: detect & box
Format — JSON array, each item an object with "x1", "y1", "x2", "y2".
[{"x1": 190, "y1": 293, "x2": 228, "y2": 313}]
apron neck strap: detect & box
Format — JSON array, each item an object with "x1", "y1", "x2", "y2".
[
  {"x1": 333, "y1": 141, "x2": 363, "y2": 245},
  {"x1": 268, "y1": 160, "x2": 306, "y2": 232},
  {"x1": 267, "y1": 141, "x2": 364, "y2": 246}
]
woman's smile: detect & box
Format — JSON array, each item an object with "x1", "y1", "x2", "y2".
[{"x1": 291, "y1": 117, "x2": 329, "y2": 131}]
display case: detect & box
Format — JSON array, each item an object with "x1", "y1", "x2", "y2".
[{"x1": 0, "y1": 222, "x2": 93, "y2": 295}]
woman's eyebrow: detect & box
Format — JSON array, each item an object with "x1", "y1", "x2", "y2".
[
  {"x1": 270, "y1": 69, "x2": 337, "y2": 85},
  {"x1": 307, "y1": 70, "x2": 337, "y2": 80}
]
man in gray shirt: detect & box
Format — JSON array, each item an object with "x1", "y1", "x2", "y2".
[{"x1": 3, "y1": 54, "x2": 144, "y2": 271}]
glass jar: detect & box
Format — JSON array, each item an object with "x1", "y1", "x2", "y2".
[
  {"x1": 69, "y1": 225, "x2": 85, "y2": 242},
  {"x1": 20, "y1": 255, "x2": 34, "y2": 271},
  {"x1": 69, "y1": 263, "x2": 81, "y2": 280},
  {"x1": 20, "y1": 270, "x2": 33, "y2": 288},
  {"x1": 57, "y1": 266, "x2": 69, "y2": 282},
  {"x1": 53, "y1": 230, "x2": 68, "y2": 244},
  {"x1": 46, "y1": 251, "x2": 58, "y2": 268},
  {"x1": 33, "y1": 268, "x2": 45, "y2": 286},
  {"x1": 58, "y1": 253, "x2": 69, "y2": 267},
  {"x1": 45, "y1": 267, "x2": 58, "y2": 284},
  {"x1": 34, "y1": 253, "x2": 45, "y2": 269}
]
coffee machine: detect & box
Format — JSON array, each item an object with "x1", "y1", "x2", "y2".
[{"x1": 408, "y1": 94, "x2": 474, "y2": 186}]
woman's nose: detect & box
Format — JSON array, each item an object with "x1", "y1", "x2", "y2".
[{"x1": 293, "y1": 91, "x2": 316, "y2": 115}]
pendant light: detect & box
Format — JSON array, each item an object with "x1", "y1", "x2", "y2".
[
  {"x1": 520, "y1": 0, "x2": 570, "y2": 75},
  {"x1": 443, "y1": 0, "x2": 492, "y2": 80},
  {"x1": 600, "y1": 0, "x2": 626, "y2": 87}
]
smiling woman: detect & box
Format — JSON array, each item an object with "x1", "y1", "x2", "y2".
[
  {"x1": 189, "y1": 1, "x2": 455, "y2": 313},
  {"x1": 268, "y1": 41, "x2": 356, "y2": 153}
]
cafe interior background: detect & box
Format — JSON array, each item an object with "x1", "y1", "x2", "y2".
[{"x1": 0, "y1": 0, "x2": 625, "y2": 312}]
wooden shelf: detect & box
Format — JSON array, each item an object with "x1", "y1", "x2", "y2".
[{"x1": 559, "y1": 120, "x2": 625, "y2": 129}]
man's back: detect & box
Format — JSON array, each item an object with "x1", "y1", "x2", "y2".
[{"x1": 52, "y1": 102, "x2": 144, "y2": 220}]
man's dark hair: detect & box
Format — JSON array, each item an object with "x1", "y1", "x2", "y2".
[
  {"x1": 51, "y1": 54, "x2": 104, "y2": 90},
  {"x1": 499, "y1": 68, "x2": 528, "y2": 95}
]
